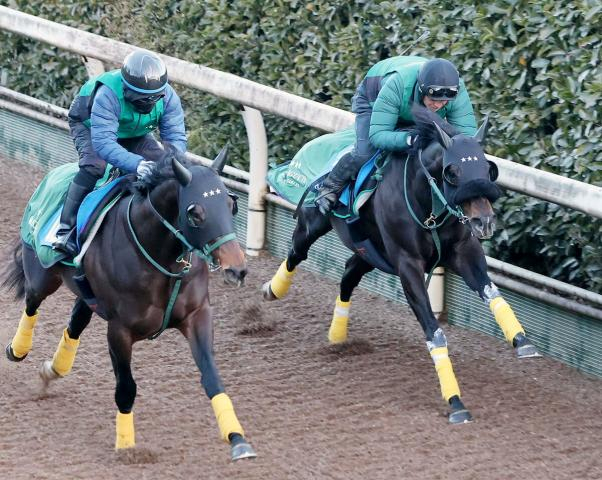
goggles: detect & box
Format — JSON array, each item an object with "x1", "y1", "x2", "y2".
[
  {"x1": 140, "y1": 92, "x2": 166, "y2": 103},
  {"x1": 425, "y1": 85, "x2": 459, "y2": 101}
]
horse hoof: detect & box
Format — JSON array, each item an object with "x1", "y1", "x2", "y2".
[
  {"x1": 39, "y1": 360, "x2": 60, "y2": 386},
  {"x1": 5, "y1": 343, "x2": 27, "y2": 362},
  {"x1": 513, "y1": 333, "x2": 542, "y2": 359},
  {"x1": 261, "y1": 281, "x2": 277, "y2": 301},
  {"x1": 448, "y1": 395, "x2": 473, "y2": 424},
  {"x1": 516, "y1": 344, "x2": 541, "y2": 358},
  {"x1": 448, "y1": 408, "x2": 473, "y2": 424},
  {"x1": 231, "y1": 441, "x2": 257, "y2": 461}
]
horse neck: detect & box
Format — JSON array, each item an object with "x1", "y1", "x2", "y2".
[
  {"x1": 387, "y1": 153, "x2": 433, "y2": 212},
  {"x1": 130, "y1": 180, "x2": 183, "y2": 262}
]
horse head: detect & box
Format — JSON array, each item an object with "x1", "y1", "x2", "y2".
[
  {"x1": 432, "y1": 119, "x2": 501, "y2": 239},
  {"x1": 171, "y1": 146, "x2": 247, "y2": 286},
  {"x1": 411, "y1": 105, "x2": 501, "y2": 239}
]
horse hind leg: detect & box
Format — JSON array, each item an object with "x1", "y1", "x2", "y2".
[
  {"x1": 262, "y1": 206, "x2": 331, "y2": 301},
  {"x1": 40, "y1": 298, "x2": 92, "y2": 385},
  {"x1": 5, "y1": 243, "x2": 60, "y2": 362},
  {"x1": 328, "y1": 254, "x2": 374, "y2": 344},
  {"x1": 6, "y1": 301, "x2": 40, "y2": 362}
]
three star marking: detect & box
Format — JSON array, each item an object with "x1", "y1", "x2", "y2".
[{"x1": 202, "y1": 188, "x2": 222, "y2": 198}]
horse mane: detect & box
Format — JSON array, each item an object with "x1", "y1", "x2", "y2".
[
  {"x1": 408, "y1": 104, "x2": 460, "y2": 156},
  {"x1": 130, "y1": 143, "x2": 191, "y2": 193}
]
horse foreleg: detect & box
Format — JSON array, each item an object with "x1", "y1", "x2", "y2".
[
  {"x1": 262, "y1": 207, "x2": 332, "y2": 301},
  {"x1": 328, "y1": 254, "x2": 374, "y2": 344},
  {"x1": 448, "y1": 241, "x2": 540, "y2": 358},
  {"x1": 107, "y1": 323, "x2": 137, "y2": 450},
  {"x1": 397, "y1": 258, "x2": 472, "y2": 424},
  {"x1": 180, "y1": 305, "x2": 256, "y2": 461},
  {"x1": 40, "y1": 298, "x2": 93, "y2": 385}
]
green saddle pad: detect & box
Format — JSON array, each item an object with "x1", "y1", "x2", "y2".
[
  {"x1": 267, "y1": 126, "x2": 356, "y2": 205},
  {"x1": 20, "y1": 162, "x2": 112, "y2": 268}
]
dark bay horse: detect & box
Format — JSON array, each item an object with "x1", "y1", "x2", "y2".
[
  {"x1": 2, "y1": 147, "x2": 256, "y2": 460},
  {"x1": 262, "y1": 106, "x2": 539, "y2": 423}
]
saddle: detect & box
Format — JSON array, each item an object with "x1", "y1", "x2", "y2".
[
  {"x1": 266, "y1": 128, "x2": 396, "y2": 274},
  {"x1": 21, "y1": 163, "x2": 127, "y2": 268}
]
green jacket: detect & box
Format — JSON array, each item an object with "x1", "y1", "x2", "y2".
[
  {"x1": 359, "y1": 56, "x2": 477, "y2": 151},
  {"x1": 79, "y1": 70, "x2": 164, "y2": 138}
]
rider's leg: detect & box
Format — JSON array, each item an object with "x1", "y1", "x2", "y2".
[
  {"x1": 315, "y1": 110, "x2": 377, "y2": 214},
  {"x1": 53, "y1": 121, "x2": 105, "y2": 256},
  {"x1": 52, "y1": 168, "x2": 100, "y2": 256}
]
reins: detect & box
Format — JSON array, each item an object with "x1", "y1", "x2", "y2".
[
  {"x1": 403, "y1": 148, "x2": 468, "y2": 286},
  {"x1": 126, "y1": 193, "x2": 236, "y2": 339}
]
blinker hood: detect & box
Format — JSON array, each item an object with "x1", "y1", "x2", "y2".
[
  {"x1": 442, "y1": 137, "x2": 501, "y2": 205},
  {"x1": 177, "y1": 166, "x2": 235, "y2": 250}
]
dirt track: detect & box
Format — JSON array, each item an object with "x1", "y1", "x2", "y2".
[{"x1": 1, "y1": 159, "x2": 601, "y2": 480}]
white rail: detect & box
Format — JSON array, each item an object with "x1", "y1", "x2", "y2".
[
  {"x1": 1, "y1": 5, "x2": 600, "y2": 218},
  {"x1": 1, "y1": 6, "x2": 600, "y2": 320}
]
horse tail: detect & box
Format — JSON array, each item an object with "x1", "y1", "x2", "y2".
[{"x1": 1, "y1": 238, "x2": 26, "y2": 300}]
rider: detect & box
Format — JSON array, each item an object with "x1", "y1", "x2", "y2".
[
  {"x1": 53, "y1": 49, "x2": 187, "y2": 256},
  {"x1": 315, "y1": 56, "x2": 477, "y2": 215}
]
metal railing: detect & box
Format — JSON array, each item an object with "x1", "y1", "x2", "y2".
[{"x1": 1, "y1": 6, "x2": 600, "y2": 320}]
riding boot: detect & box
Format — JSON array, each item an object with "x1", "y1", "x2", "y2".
[
  {"x1": 314, "y1": 153, "x2": 359, "y2": 215},
  {"x1": 52, "y1": 182, "x2": 93, "y2": 257}
]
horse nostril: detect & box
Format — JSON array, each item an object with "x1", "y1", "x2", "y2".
[
  {"x1": 224, "y1": 267, "x2": 247, "y2": 286},
  {"x1": 470, "y1": 218, "x2": 483, "y2": 230}
]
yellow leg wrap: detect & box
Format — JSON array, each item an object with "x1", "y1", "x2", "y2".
[
  {"x1": 430, "y1": 347, "x2": 461, "y2": 402},
  {"x1": 490, "y1": 297, "x2": 524, "y2": 344},
  {"x1": 115, "y1": 411, "x2": 135, "y2": 449},
  {"x1": 51, "y1": 328, "x2": 80, "y2": 377},
  {"x1": 269, "y1": 260, "x2": 296, "y2": 299},
  {"x1": 328, "y1": 296, "x2": 350, "y2": 344},
  {"x1": 10, "y1": 310, "x2": 39, "y2": 358},
  {"x1": 211, "y1": 393, "x2": 244, "y2": 442}
]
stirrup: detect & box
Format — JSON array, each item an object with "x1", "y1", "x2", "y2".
[{"x1": 52, "y1": 229, "x2": 78, "y2": 257}]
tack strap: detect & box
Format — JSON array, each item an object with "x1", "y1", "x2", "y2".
[
  {"x1": 126, "y1": 195, "x2": 234, "y2": 339},
  {"x1": 402, "y1": 150, "x2": 466, "y2": 286}
]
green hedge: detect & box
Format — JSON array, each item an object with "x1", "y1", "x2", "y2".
[{"x1": 1, "y1": 0, "x2": 600, "y2": 293}]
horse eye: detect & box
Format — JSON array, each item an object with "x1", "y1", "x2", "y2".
[
  {"x1": 186, "y1": 205, "x2": 204, "y2": 227},
  {"x1": 443, "y1": 165, "x2": 460, "y2": 185},
  {"x1": 487, "y1": 160, "x2": 499, "y2": 182},
  {"x1": 227, "y1": 191, "x2": 239, "y2": 216}
]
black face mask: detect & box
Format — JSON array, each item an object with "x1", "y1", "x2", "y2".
[
  {"x1": 177, "y1": 166, "x2": 236, "y2": 251},
  {"x1": 123, "y1": 88, "x2": 165, "y2": 114},
  {"x1": 441, "y1": 137, "x2": 501, "y2": 205}
]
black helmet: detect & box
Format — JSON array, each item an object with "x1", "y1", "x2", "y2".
[
  {"x1": 121, "y1": 50, "x2": 168, "y2": 94},
  {"x1": 418, "y1": 59, "x2": 460, "y2": 101}
]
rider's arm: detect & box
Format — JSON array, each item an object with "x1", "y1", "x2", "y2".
[
  {"x1": 90, "y1": 86, "x2": 144, "y2": 172},
  {"x1": 158, "y1": 85, "x2": 187, "y2": 153},
  {"x1": 445, "y1": 79, "x2": 477, "y2": 136},
  {"x1": 369, "y1": 73, "x2": 412, "y2": 151}
]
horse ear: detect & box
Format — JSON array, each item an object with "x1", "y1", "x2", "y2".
[
  {"x1": 172, "y1": 156, "x2": 192, "y2": 186},
  {"x1": 211, "y1": 145, "x2": 229, "y2": 174},
  {"x1": 433, "y1": 121, "x2": 453, "y2": 150},
  {"x1": 474, "y1": 115, "x2": 490, "y2": 144}
]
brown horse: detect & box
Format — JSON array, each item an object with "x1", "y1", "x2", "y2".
[{"x1": 2, "y1": 147, "x2": 256, "y2": 461}]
